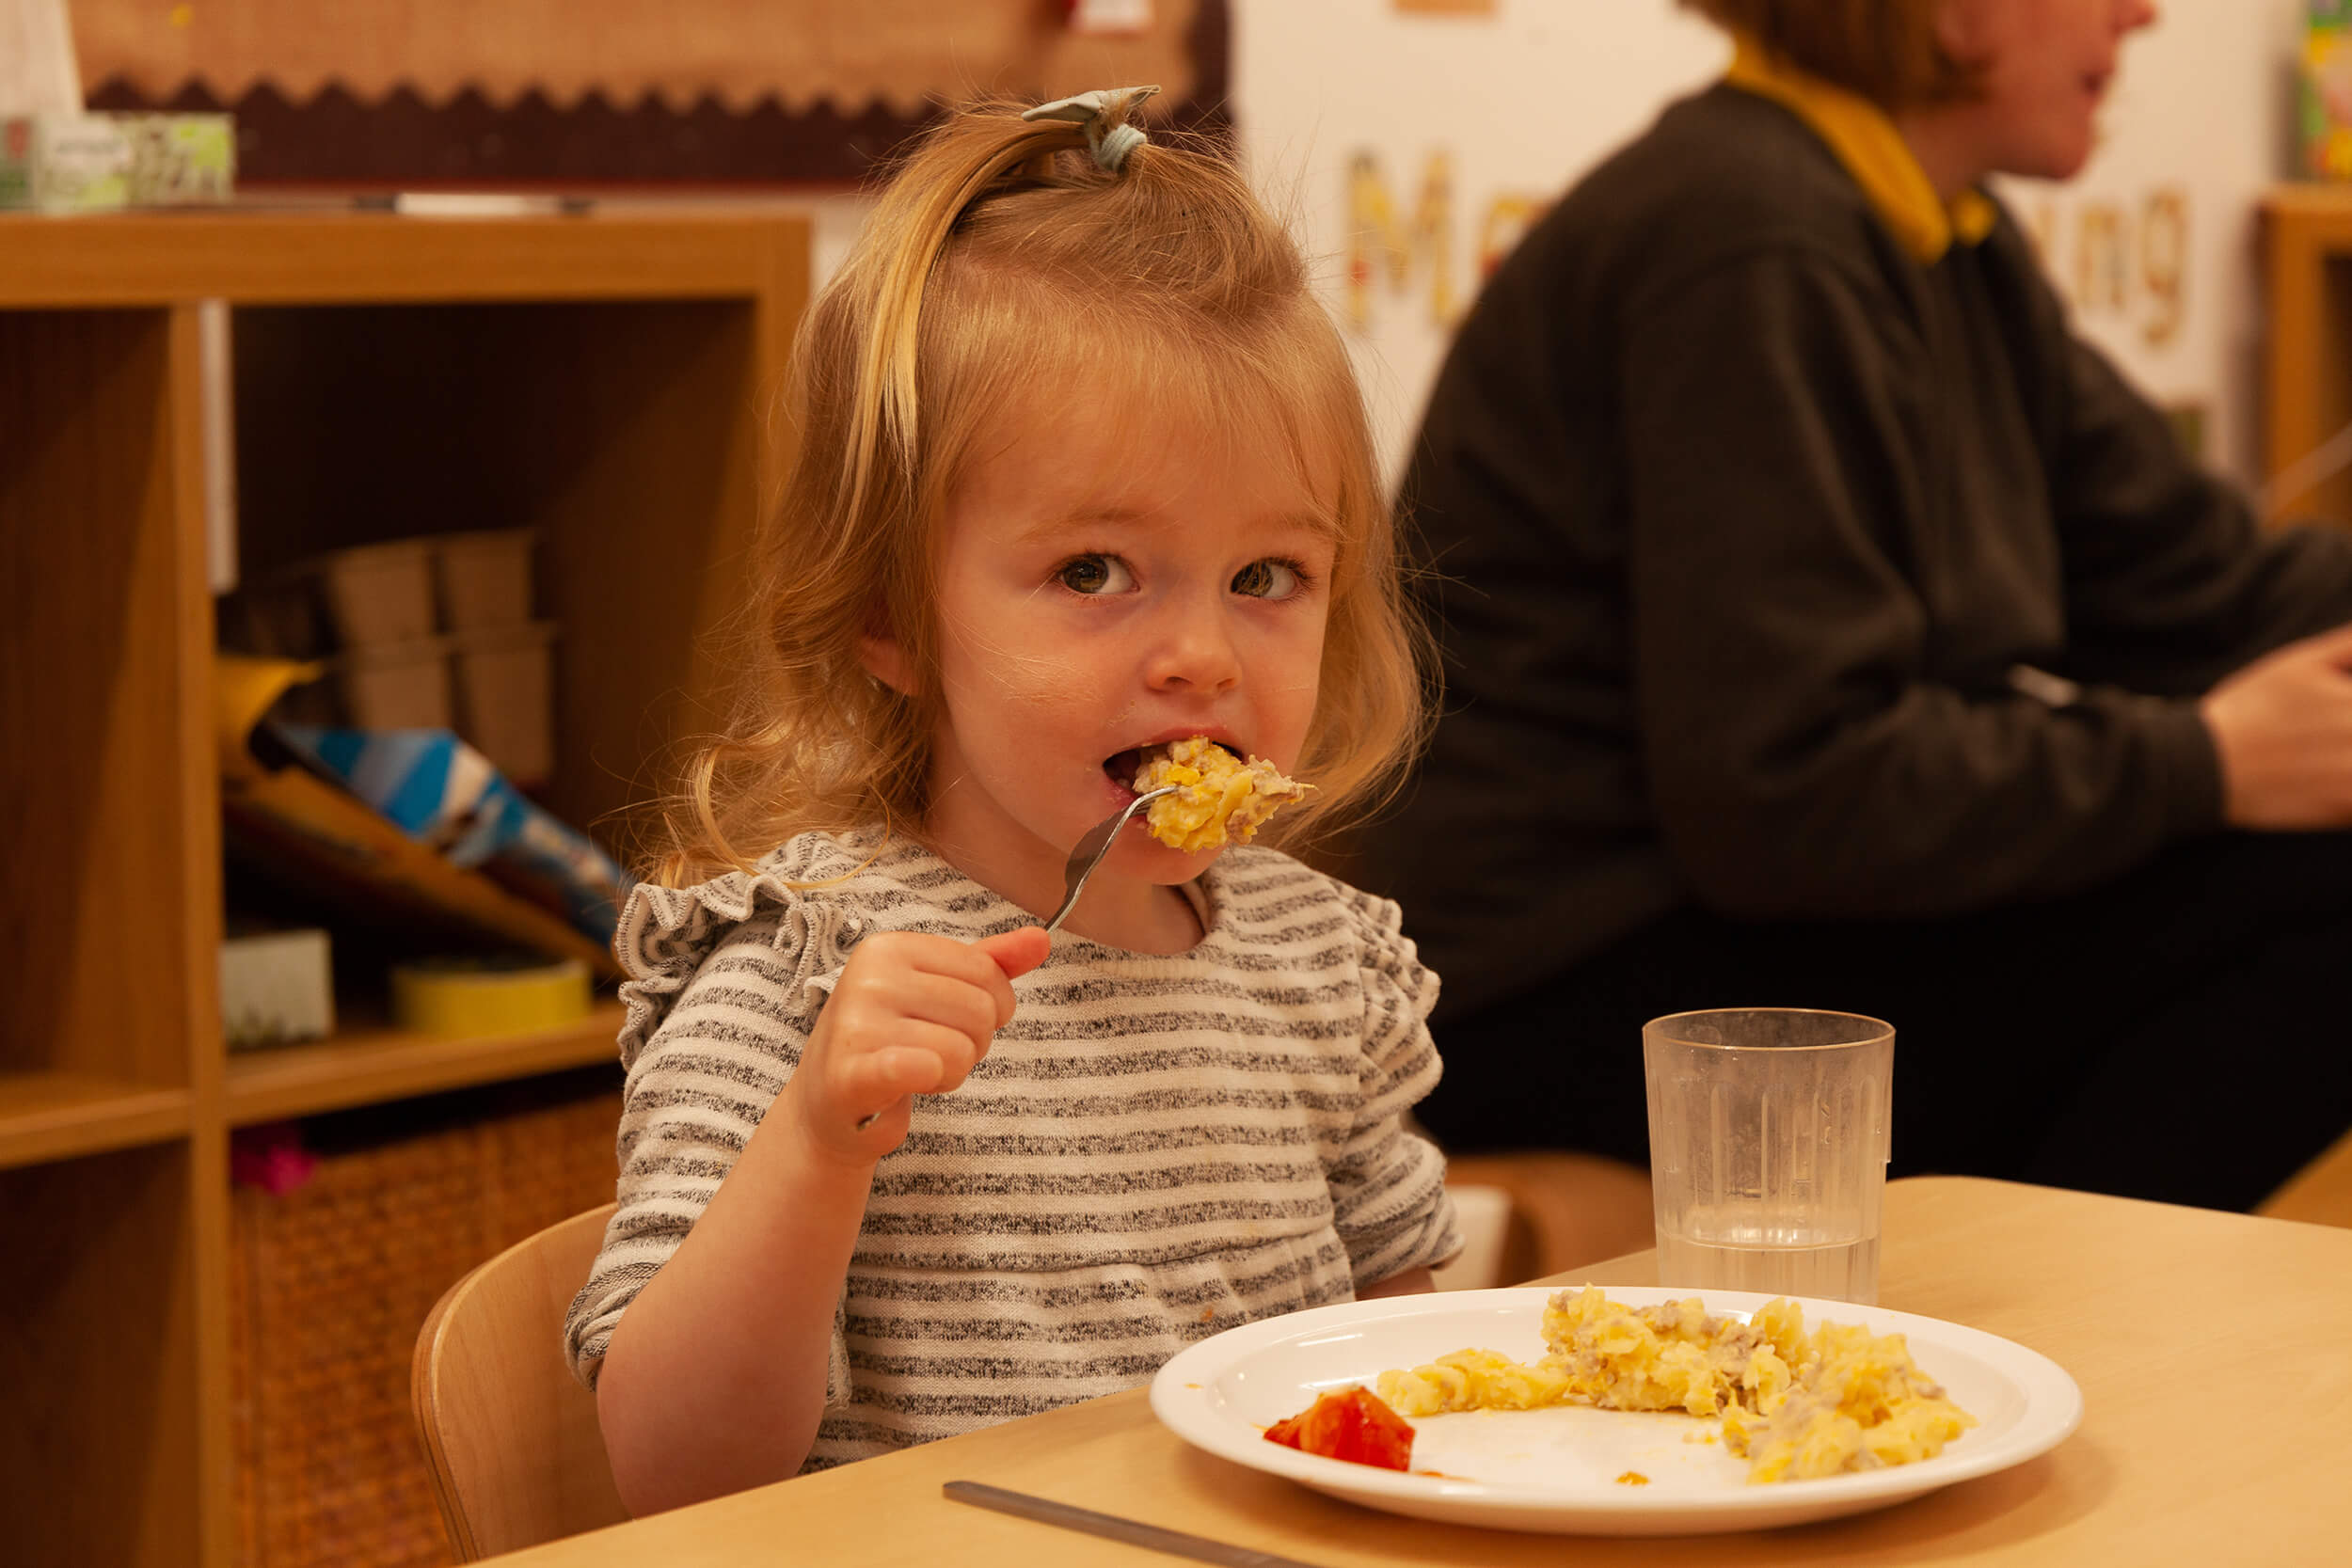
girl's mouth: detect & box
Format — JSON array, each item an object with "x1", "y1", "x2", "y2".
[{"x1": 1101, "y1": 739, "x2": 1241, "y2": 789}]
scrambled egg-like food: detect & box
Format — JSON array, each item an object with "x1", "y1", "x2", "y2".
[
  {"x1": 1372, "y1": 1287, "x2": 1976, "y2": 1484},
  {"x1": 1133, "y1": 736, "x2": 1311, "y2": 852}
]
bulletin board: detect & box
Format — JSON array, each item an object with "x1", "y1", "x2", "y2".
[{"x1": 73, "y1": 0, "x2": 1230, "y2": 183}]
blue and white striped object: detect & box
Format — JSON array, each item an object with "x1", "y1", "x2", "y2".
[{"x1": 277, "y1": 725, "x2": 632, "y2": 941}]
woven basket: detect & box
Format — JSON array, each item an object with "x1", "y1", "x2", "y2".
[{"x1": 230, "y1": 1069, "x2": 623, "y2": 1568}]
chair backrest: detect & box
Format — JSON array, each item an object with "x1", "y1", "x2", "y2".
[{"x1": 411, "y1": 1203, "x2": 629, "y2": 1561}]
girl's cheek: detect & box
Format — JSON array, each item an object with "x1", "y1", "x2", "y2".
[{"x1": 989, "y1": 651, "x2": 1094, "y2": 707}]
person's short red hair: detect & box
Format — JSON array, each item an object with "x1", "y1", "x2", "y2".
[{"x1": 1682, "y1": 0, "x2": 1980, "y2": 107}]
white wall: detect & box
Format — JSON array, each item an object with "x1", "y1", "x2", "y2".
[
  {"x1": 1234, "y1": 0, "x2": 2311, "y2": 487},
  {"x1": 1235, "y1": 0, "x2": 1723, "y2": 483}
]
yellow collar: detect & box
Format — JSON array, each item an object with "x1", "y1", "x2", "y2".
[{"x1": 1723, "y1": 33, "x2": 1997, "y2": 263}]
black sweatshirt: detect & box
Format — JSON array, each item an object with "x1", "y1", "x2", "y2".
[{"x1": 1373, "y1": 82, "x2": 2352, "y2": 1020}]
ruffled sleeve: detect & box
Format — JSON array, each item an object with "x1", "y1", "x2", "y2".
[
  {"x1": 611, "y1": 850, "x2": 870, "y2": 1069},
  {"x1": 563, "y1": 841, "x2": 870, "y2": 1399},
  {"x1": 1325, "y1": 886, "x2": 1462, "y2": 1290}
]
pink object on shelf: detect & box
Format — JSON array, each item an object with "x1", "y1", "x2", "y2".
[{"x1": 230, "y1": 1122, "x2": 323, "y2": 1196}]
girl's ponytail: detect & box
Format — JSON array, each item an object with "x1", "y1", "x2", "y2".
[{"x1": 842, "y1": 114, "x2": 1082, "y2": 530}]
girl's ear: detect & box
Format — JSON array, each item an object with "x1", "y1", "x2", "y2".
[
  {"x1": 1933, "y1": 0, "x2": 1988, "y2": 60},
  {"x1": 860, "y1": 629, "x2": 915, "y2": 695}
]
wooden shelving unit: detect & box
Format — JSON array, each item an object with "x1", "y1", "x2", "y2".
[
  {"x1": 0, "y1": 1075, "x2": 194, "y2": 1170},
  {"x1": 224, "y1": 1003, "x2": 629, "y2": 1127},
  {"x1": 0, "y1": 206, "x2": 810, "y2": 1567},
  {"x1": 2263, "y1": 184, "x2": 2352, "y2": 525}
]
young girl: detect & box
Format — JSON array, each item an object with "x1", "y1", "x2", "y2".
[{"x1": 564, "y1": 87, "x2": 1460, "y2": 1516}]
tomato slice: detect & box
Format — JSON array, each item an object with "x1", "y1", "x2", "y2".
[{"x1": 1261, "y1": 1386, "x2": 1415, "y2": 1472}]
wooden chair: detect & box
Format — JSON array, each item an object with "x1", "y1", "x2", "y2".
[
  {"x1": 411, "y1": 1203, "x2": 629, "y2": 1561},
  {"x1": 2258, "y1": 1129, "x2": 2352, "y2": 1229}
]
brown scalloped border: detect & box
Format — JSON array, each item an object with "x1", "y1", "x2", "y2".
[{"x1": 86, "y1": 0, "x2": 1230, "y2": 185}]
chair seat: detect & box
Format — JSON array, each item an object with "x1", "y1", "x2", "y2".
[{"x1": 411, "y1": 1202, "x2": 628, "y2": 1561}]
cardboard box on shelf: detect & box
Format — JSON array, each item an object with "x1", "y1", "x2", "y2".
[
  {"x1": 0, "y1": 112, "x2": 233, "y2": 210},
  {"x1": 1, "y1": 114, "x2": 131, "y2": 212},
  {"x1": 435, "y1": 530, "x2": 537, "y2": 630},
  {"x1": 118, "y1": 113, "x2": 235, "y2": 205},
  {"x1": 312, "y1": 540, "x2": 439, "y2": 647},
  {"x1": 334, "y1": 635, "x2": 455, "y2": 730},
  {"x1": 451, "y1": 621, "x2": 557, "y2": 787}
]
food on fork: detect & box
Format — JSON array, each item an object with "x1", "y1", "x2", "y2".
[
  {"x1": 1129, "y1": 736, "x2": 1311, "y2": 852},
  {"x1": 1372, "y1": 1287, "x2": 1976, "y2": 1483},
  {"x1": 1263, "y1": 1386, "x2": 1415, "y2": 1471}
]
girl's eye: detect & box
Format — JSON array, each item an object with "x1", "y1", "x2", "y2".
[
  {"x1": 1232, "y1": 559, "x2": 1306, "y2": 599},
  {"x1": 1056, "y1": 554, "x2": 1135, "y2": 595}
]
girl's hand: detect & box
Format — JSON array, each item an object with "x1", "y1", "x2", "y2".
[{"x1": 787, "y1": 926, "x2": 1052, "y2": 1164}]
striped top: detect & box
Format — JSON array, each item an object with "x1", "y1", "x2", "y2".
[{"x1": 563, "y1": 830, "x2": 1460, "y2": 1471}]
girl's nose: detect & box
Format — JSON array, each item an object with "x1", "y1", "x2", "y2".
[{"x1": 1143, "y1": 602, "x2": 1243, "y2": 693}]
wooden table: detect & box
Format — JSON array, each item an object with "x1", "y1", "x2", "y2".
[{"x1": 489, "y1": 1178, "x2": 2352, "y2": 1565}]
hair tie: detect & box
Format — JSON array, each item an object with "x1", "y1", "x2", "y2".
[{"x1": 1022, "y1": 85, "x2": 1162, "y2": 172}]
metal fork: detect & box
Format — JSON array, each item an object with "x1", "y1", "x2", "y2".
[
  {"x1": 1042, "y1": 784, "x2": 1178, "y2": 933},
  {"x1": 854, "y1": 785, "x2": 1177, "y2": 1130}
]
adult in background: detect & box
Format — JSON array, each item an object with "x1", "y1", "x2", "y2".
[{"x1": 1369, "y1": 0, "x2": 2352, "y2": 1213}]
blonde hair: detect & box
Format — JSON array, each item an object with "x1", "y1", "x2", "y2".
[
  {"x1": 1681, "y1": 0, "x2": 1980, "y2": 107},
  {"x1": 652, "y1": 95, "x2": 1429, "y2": 885}
]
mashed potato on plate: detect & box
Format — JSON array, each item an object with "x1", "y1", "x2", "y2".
[{"x1": 1373, "y1": 1287, "x2": 1976, "y2": 1483}]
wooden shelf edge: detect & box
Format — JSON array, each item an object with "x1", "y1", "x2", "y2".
[
  {"x1": 0, "y1": 1073, "x2": 194, "y2": 1171},
  {"x1": 224, "y1": 1001, "x2": 626, "y2": 1125},
  {"x1": 2265, "y1": 182, "x2": 2352, "y2": 216},
  {"x1": 0, "y1": 208, "x2": 814, "y2": 309}
]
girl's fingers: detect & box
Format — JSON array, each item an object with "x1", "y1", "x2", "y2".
[
  {"x1": 841, "y1": 1047, "x2": 931, "y2": 1116},
  {"x1": 817, "y1": 931, "x2": 1038, "y2": 1121},
  {"x1": 920, "y1": 939, "x2": 1025, "y2": 1026},
  {"x1": 976, "y1": 926, "x2": 1052, "y2": 983},
  {"x1": 872, "y1": 929, "x2": 1034, "y2": 1027},
  {"x1": 848, "y1": 967, "x2": 1004, "y2": 1043},
  {"x1": 843, "y1": 1023, "x2": 987, "y2": 1106}
]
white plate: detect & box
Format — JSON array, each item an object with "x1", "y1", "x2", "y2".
[{"x1": 1149, "y1": 1285, "x2": 2082, "y2": 1536}]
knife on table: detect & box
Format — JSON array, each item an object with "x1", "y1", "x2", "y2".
[{"x1": 943, "y1": 1480, "x2": 1335, "y2": 1568}]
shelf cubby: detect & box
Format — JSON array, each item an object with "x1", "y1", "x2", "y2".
[
  {"x1": 0, "y1": 206, "x2": 810, "y2": 1566},
  {"x1": 2, "y1": 1144, "x2": 209, "y2": 1567}
]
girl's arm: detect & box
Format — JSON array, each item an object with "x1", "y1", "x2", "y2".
[
  {"x1": 596, "y1": 926, "x2": 1049, "y2": 1515},
  {"x1": 1359, "y1": 1266, "x2": 1436, "y2": 1299}
]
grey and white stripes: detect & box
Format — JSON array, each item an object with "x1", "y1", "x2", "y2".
[{"x1": 564, "y1": 830, "x2": 1459, "y2": 1470}]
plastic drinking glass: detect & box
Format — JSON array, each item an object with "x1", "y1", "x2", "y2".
[{"x1": 1642, "y1": 1008, "x2": 1894, "y2": 1305}]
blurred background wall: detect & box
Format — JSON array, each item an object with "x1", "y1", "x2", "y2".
[
  {"x1": 65, "y1": 0, "x2": 2318, "y2": 483},
  {"x1": 1238, "y1": 0, "x2": 2311, "y2": 489}
]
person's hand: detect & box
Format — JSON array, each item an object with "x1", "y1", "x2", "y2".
[
  {"x1": 784, "y1": 926, "x2": 1052, "y2": 1165},
  {"x1": 2199, "y1": 622, "x2": 2352, "y2": 830}
]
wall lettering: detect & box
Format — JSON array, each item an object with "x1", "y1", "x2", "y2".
[
  {"x1": 1346, "y1": 150, "x2": 1545, "y2": 332},
  {"x1": 2021, "y1": 184, "x2": 2191, "y2": 350}
]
